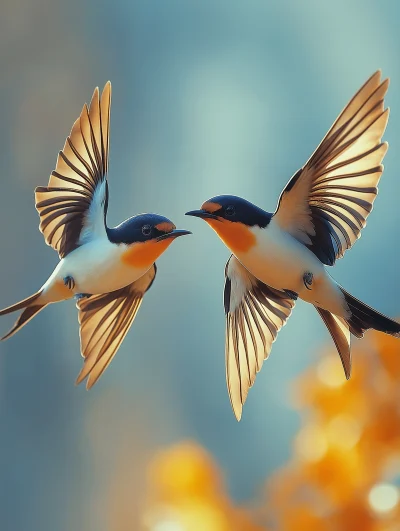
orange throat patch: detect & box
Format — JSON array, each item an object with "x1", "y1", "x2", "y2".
[
  {"x1": 205, "y1": 219, "x2": 256, "y2": 254},
  {"x1": 121, "y1": 239, "x2": 173, "y2": 268}
]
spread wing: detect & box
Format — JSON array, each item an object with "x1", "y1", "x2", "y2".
[
  {"x1": 35, "y1": 82, "x2": 112, "y2": 258},
  {"x1": 224, "y1": 255, "x2": 295, "y2": 420},
  {"x1": 75, "y1": 264, "x2": 157, "y2": 389},
  {"x1": 274, "y1": 70, "x2": 389, "y2": 265}
]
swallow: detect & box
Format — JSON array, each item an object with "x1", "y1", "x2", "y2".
[
  {"x1": 186, "y1": 71, "x2": 400, "y2": 420},
  {"x1": 0, "y1": 82, "x2": 191, "y2": 388}
]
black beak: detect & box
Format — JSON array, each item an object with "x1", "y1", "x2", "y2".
[
  {"x1": 185, "y1": 209, "x2": 219, "y2": 220},
  {"x1": 156, "y1": 229, "x2": 192, "y2": 241}
]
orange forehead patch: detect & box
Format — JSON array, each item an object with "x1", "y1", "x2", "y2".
[
  {"x1": 121, "y1": 239, "x2": 173, "y2": 268},
  {"x1": 205, "y1": 219, "x2": 256, "y2": 253},
  {"x1": 201, "y1": 201, "x2": 222, "y2": 213},
  {"x1": 155, "y1": 221, "x2": 176, "y2": 232}
]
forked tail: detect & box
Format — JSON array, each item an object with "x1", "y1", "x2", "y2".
[
  {"x1": 315, "y1": 288, "x2": 400, "y2": 379},
  {"x1": 315, "y1": 307, "x2": 352, "y2": 379},
  {"x1": 340, "y1": 287, "x2": 400, "y2": 339},
  {"x1": 0, "y1": 290, "x2": 47, "y2": 340}
]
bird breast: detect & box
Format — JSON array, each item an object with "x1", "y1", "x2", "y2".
[
  {"x1": 52, "y1": 238, "x2": 153, "y2": 295},
  {"x1": 235, "y1": 221, "x2": 324, "y2": 293}
]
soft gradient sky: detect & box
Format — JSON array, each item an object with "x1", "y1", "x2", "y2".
[{"x1": 0, "y1": 1, "x2": 399, "y2": 530}]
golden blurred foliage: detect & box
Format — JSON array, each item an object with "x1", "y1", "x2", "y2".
[
  {"x1": 93, "y1": 330, "x2": 400, "y2": 530},
  {"x1": 264, "y1": 330, "x2": 400, "y2": 530},
  {"x1": 143, "y1": 442, "x2": 266, "y2": 531}
]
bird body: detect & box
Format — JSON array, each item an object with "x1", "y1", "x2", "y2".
[
  {"x1": 187, "y1": 71, "x2": 400, "y2": 421},
  {"x1": 226, "y1": 220, "x2": 347, "y2": 317},
  {"x1": 0, "y1": 82, "x2": 190, "y2": 388},
  {"x1": 39, "y1": 235, "x2": 152, "y2": 304}
]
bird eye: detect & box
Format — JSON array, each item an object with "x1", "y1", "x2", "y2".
[
  {"x1": 142, "y1": 224, "x2": 152, "y2": 236},
  {"x1": 225, "y1": 205, "x2": 236, "y2": 217}
]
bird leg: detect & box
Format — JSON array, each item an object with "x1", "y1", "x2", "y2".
[
  {"x1": 74, "y1": 293, "x2": 91, "y2": 301},
  {"x1": 303, "y1": 271, "x2": 313, "y2": 290},
  {"x1": 283, "y1": 289, "x2": 298, "y2": 300},
  {"x1": 63, "y1": 275, "x2": 75, "y2": 290}
]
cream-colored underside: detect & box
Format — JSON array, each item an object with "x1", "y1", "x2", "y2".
[
  {"x1": 40, "y1": 238, "x2": 150, "y2": 304},
  {"x1": 234, "y1": 220, "x2": 348, "y2": 318}
]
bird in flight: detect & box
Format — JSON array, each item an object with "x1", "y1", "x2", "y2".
[
  {"x1": 186, "y1": 71, "x2": 400, "y2": 421},
  {"x1": 0, "y1": 82, "x2": 191, "y2": 388}
]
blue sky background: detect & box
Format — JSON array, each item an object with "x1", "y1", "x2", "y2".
[{"x1": 0, "y1": 1, "x2": 399, "y2": 529}]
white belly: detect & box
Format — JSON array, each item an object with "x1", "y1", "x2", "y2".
[
  {"x1": 43, "y1": 238, "x2": 150, "y2": 299},
  {"x1": 234, "y1": 221, "x2": 347, "y2": 316},
  {"x1": 236, "y1": 221, "x2": 323, "y2": 292}
]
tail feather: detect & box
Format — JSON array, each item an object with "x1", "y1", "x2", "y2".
[
  {"x1": 0, "y1": 290, "x2": 47, "y2": 340},
  {"x1": 315, "y1": 307, "x2": 352, "y2": 379},
  {"x1": 341, "y1": 287, "x2": 400, "y2": 338},
  {"x1": 0, "y1": 290, "x2": 43, "y2": 316},
  {"x1": 2, "y1": 304, "x2": 47, "y2": 340}
]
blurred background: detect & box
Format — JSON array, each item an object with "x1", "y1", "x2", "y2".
[{"x1": 1, "y1": 0, "x2": 399, "y2": 529}]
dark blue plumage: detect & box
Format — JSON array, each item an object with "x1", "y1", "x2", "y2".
[{"x1": 107, "y1": 213, "x2": 173, "y2": 244}]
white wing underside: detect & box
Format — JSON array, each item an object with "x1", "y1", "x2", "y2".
[{"x1": 79, "y1": 180, "x2": 108, "y2": 244}]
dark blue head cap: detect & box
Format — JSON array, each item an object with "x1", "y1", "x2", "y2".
[
  {"x1": 107, "y1": 213, "x2": 177, "y2": 244},
  {"x1": 200, "y1": 195, "x2": 272, "y2": 228}
]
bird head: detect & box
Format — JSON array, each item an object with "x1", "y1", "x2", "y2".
[
  {"x1": 186, "y1": 195, "x2": 272, "y2": 254},
  {"x1": 108, "y1": 214, "x2": 191, "y2": 268}
]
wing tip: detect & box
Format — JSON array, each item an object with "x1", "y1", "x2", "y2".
[
  {"x1": 341, "y1": 355, "x2": 352, "y2": 380},
  {"x1": 89, "y1": 87, "x2": 100, "y2": 112},
  {"x1": 75, "y1": 372, "x2": 85, "y2": 386},
  {"x1": 228, "y1": 389, "x2": 243, "y2": 421},
  {"x1": 80, "y1": 103, "x2": 90, "y2": 121},
  {"x1": 381, "y1": 76, "x2": 390, "y2": 90},
  {"x1": 75, "y1": 365, "x2": 99, "y2": 390},
  {"x1": 75, "y1": 362, "x2": 93, "y2": 387},
  {"x1": 88, "y1": 82, "x2": 111, "y2": 102},
  {"x1": 233, "y1": 404, "x2": 243, "y2": 422},
  {"x1": 86, "y1": 378, "x2": 96, "y2": 390},
  {"x1": 370, "y1": 69, "x2": 382, "y2": 84},
  {"x1": 75, "y1": 372, "x2": 97, "y2": 390},
  {"x1": 102, "y1": 81, "x2": 112, "y2": 102}
]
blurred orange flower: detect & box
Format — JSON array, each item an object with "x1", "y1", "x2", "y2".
[
  {"x1": 144, "y1": 442, "x2": 265, "y2": 531},
  {"x1": 89, "y1": 328, "x2": 400, "y2": 530},
  {"x1": 266, "y1": 327, "x2": 400, "y2": 530}
]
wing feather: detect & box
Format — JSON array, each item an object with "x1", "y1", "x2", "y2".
[
  {"x1": 75, "y1": 264, "x2": 156, "y2": 389},
  {"x1": 35, "y1": 82, "x2": 112, "y2": 257},
  {"x1": 224, "y1": 256, "x2": 295, "y2": 420},
  {"x1": 274, "y1": 71, "x2": 389, "y2": 265}
]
